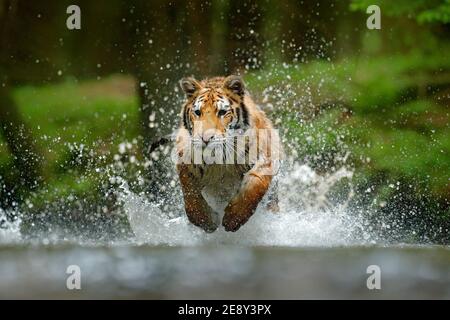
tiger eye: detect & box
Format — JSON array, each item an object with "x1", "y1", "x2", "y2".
[{"x1": 218, "y1": 109, "x2": 227, "y2": 117}]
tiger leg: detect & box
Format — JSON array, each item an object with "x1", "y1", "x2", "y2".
[
  {"x1": 222, "y1": 170, "x2": 273, "y2": 232},
  {"x1": 177, "y1": 164, "x2": 218, "y2": 233}
]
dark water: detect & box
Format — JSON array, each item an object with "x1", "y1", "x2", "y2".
[{"x1": 1, "y1": 245, "x2": 449, "y2": 299}]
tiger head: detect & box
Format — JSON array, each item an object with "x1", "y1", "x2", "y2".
[{"x1": 179, "y1": 75, "x2": 250, "y2": 146}]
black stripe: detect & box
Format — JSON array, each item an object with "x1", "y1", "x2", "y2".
[
  {"x1": 240, "y1": 102, "x2": 249, "y2": 126},
  {"x1": 229, "y1": 96, "x2": 238, "y2": 104},
  {"x1": 229, "y1": 105, "x2": 241, "y2": 130},
  {"x1": 235, "y1": 106, "x2": 241, "y2": 128},
  {"x1": 183, "y1": 106, "x2": 191, "y2": 133}
]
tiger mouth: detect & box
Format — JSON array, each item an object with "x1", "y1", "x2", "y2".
[{"x1": 191, "y1": 137, "x2": 227, "y2": 147}]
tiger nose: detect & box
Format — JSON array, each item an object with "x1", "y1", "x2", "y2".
[{"x1": 202, "y1": 130, "x2": 215, "y2": 144}]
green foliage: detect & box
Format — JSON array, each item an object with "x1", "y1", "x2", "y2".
[
  {"x1": 1, "y1": 75, "x2": 140, "y2": 212},
  {"x1": 246, "y1": 49, "x2": 450, "y2": 199},
  {"x1": 12, "y1": 75, "x2": 139, "y2": 178},
  {"x1": 350, "y1": 0, "x2": 450, "y2": 24},
  {"x1": 418, "y1": 0, "x2": 450, "y2": 23}
]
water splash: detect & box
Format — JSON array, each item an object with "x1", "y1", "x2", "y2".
[
  {"x1": 0, "y1": 208, "x2": 22, "y2": 244},
  {"x1": 119, "y1": 162, "x2": 374, "y2": 247}
]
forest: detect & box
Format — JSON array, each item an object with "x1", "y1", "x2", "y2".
[{"x1": 0, "y1": 0, "x2": 449, "y2": 243}]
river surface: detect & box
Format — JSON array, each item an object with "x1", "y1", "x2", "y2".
[{"x1": 0, "y1": 244, "x2": 449, "y2": 299}]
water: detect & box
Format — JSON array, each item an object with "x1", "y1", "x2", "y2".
[
  {"x1": 122, "y1": 163, "x2": 368, "y2": 247},
  {"x1": 1, "y1": 245, "x2": 449, "y2": 299},
  {"x1": 1, "y1": 162, "x2": 449, "y2": 299}
]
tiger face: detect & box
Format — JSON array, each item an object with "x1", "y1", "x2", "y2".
[{"x1": 179, "y1": 75, "x2": 250, "y2": 148}]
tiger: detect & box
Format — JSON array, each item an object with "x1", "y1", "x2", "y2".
[{"x1": 175, "y1": 75, "x2": 280, "y2": 232}]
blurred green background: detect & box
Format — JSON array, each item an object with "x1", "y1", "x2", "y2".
[{"x1": 0, "y1": 0, "x2": 449, "y2": 242}]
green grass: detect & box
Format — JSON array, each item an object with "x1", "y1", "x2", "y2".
[
  {"x1": 13, "y1": 75, "x2": 139, "y2": 176},
  {"x1": 1, "y1": 75, "x2": 141, "y2": 209}
]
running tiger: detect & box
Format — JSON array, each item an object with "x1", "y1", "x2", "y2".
[{"x1": 175, "y1": 75, "x2": 280, "y2": 232}]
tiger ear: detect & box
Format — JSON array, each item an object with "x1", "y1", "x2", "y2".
[
  {"x1": 180, "y1": 77, "x2": 202, "y2": 98},
  {"x1": 224, "y1": 75, "x2": 245, "y2": 96}
]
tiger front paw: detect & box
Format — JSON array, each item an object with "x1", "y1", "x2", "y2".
[
  {"x1": 186, "y1": 208, "x2": 218, "y2": 233},
  {"x1": 222, "y1": 202, "x2": 252, "y2": 232}
]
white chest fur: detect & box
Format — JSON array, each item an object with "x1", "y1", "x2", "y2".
[{"x1": 198, "y1": 165, "x2": 244, "y2": 220}]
